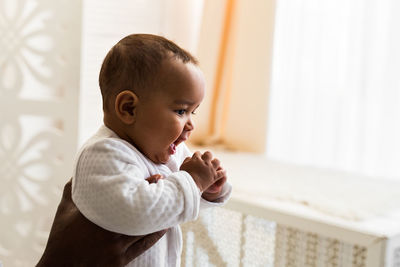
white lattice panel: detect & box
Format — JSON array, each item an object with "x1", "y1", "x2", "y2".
[
  {"x1": 182, "y1": 208, "x2": 276, "y2": 267},
  {"x1": 274, "y1": 226, "x2": 366, "y2": 267},
  {"x1": 182, "y1": 208, "x2": 377, "y2": 267},
  {"x1": 0, "y1": 0, "x2": 81, "y2": 265}
]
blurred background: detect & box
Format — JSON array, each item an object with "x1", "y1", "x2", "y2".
[{"x1": 1, "y1": 0, "x2": 400, "y2": 266}]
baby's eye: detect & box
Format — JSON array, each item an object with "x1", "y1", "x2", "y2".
[
  {"x1": 175, "y1": 109, "x2": 186, "y2": 115},
  {"x1": 192, "y1": 106, "x2": 199, "y2": 115}
]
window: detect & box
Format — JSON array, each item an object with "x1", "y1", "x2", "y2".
[{"x1": 267, "y1": 0, "x2": 400, "y2": 180}]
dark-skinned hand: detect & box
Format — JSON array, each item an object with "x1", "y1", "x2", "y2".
[{"x1": 36, "y1": 176, "x2": 166, "y2": 267}]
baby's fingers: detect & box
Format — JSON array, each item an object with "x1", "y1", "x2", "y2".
[
  {"x1": 216, "y1": 169, "x2": 226, "y2": 179},
  {"x1": 146, "y1": 174, "x2": 163, "y2": 184},
  {"x1": 201, "y1": 151, "x2": 213, "y2": 161},
  {"x1": 211, "y1": 158, "x2": 220, "y2": 170},
  {"x1": 182, "y1": 156, "x2": 191, "y2": 164}
]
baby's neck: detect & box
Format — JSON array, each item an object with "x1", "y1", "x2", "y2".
[{"x1": 104, "y1": 114, "x2": 130, "y2": 142}]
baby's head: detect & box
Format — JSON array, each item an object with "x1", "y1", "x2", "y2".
[{"x1": 99, "y1": 34, "x2": 205, "y2": 164}]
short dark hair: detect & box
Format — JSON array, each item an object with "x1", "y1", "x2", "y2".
[{"x1": 99, "y1": 34, "x2": 198, "y2": 111}]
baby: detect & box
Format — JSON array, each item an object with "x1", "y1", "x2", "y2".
[{"x1": 72, "y1": 34, "x2": 231, "y2": 266}]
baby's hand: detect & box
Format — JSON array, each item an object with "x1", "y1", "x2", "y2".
[
  {"x1": 180, "y1": 151, "x2": 223, "y2": 192},
  {"x1": 145, "y1": 174, "x2": 163, "y2": 184},
  {"x1": 202, "y1": 167, "x2": 227, "y2": 201}
]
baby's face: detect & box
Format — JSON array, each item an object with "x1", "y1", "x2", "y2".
[{"x1": 127, "y1": 59, "x2": 205, "y2": 164}]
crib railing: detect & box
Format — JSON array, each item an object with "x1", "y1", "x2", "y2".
[{"x1": 181, "y1": 197, "x2": 399, "y2": 267}]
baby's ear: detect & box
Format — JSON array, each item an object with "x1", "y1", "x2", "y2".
[{"x1": 114, "y1": 90, "x2": 138, "y2": 124}]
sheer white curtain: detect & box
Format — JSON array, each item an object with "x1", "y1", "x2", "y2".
[{"x1": 267, "y1": 0, "x2": 400, "y2": 180}]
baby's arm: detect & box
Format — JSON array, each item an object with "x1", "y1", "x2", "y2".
[{"x1": 72, "y1": 139, "x2": 201, "y2": 236}]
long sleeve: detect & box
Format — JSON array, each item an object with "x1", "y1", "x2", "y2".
[
  {"x1": 72, "y1": 138, "x2": 201, "y2": 235},
  {"x1": 200, "y1": 182, "x2": 232, "y2": 208}
]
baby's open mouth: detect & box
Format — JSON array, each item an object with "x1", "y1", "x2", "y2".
[
  {"x1": 169, "y1": 143, "x2": 177, "y2": 154},
  {"x1": 168, "y1": 136, "x2": 186, "y2": 155}
]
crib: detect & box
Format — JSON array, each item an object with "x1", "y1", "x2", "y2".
[{"x1": 181, "y1": 152, "x2": 400, "y2": 267}]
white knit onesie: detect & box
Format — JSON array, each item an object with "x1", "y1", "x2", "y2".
[{"x1": 72, "y1": 125, "x2": 231, "y2": 266}]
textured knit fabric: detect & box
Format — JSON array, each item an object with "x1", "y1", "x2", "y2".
[{"x1": 72, "y1": 125, "x2": 232, "y2": 267}]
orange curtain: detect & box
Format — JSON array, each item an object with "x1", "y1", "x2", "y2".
[
  {"x1": 190, "y1": 0, "x2": 276, "y2": 153},
  {"x1": 207, "y1": 0, "x2": 235, "y2": 142}
]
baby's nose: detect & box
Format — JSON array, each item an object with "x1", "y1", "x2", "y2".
[{"x1": 185, "y1": 117, "x2": 194, "y2": 131}]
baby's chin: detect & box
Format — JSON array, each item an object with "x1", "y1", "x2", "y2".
[{"x1": 152, "y1": 152, "x2": 171, "y2": 165}]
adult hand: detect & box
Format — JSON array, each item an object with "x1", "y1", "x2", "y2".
[{"x1": 36, "y1": 178, "x2": 166, "y2": 267}]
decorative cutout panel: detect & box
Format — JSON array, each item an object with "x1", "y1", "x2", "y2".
[{"x1": 0, "y1": 0, "x2": 81, "y2": 265}]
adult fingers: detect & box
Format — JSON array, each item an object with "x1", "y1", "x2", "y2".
[
  {"x1": 63, "y1": 179, "x2": 73, "y2": 201},
  {"x1": 124, "y1": 229, "x2": 167, "y2": 264},
  {"x1": 56, "y1": 178, "x2": 73, "y2": 213},
  {"x1": 119, "y1": 234, "x2": 142, "y2": 251}
]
